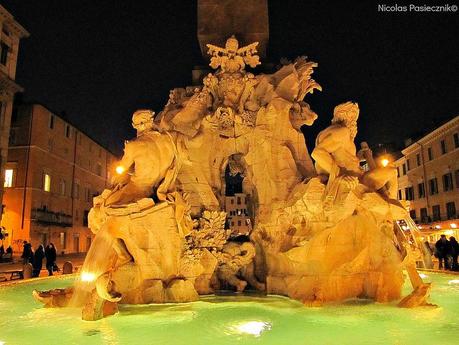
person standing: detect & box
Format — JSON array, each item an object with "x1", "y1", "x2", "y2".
[
  {"x1": 449, "y1": 236, "x2": 459, "y2": 271},
  {"x1": 21, "y1": 241, "x2": 34, "y2": 265},
  {"x1": 435, "y1": 235, "x2": 452, "y2": 270},
  {"x1": 45, "y1": 243, "x2": 57, "y2": 276},
  {"x1": 32, "y1": 244, "x2": 45, "y2": 277}
]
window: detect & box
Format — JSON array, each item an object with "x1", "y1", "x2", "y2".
[
  {"x1": 60, "y1": 232, "x2": 66, "y2": 249},
  {"x1": 65, "y1": 124, "x2": 71, "y2": 138},
  {"x1": 237, "y1": 196, "x2": 241, "y2": 205},
  {"x1": 440, "y1": 140, "x2": 447, "y2": 154},
  {"x1": 60, "y1": 179, "x2": 66, "y2": 196},
  {"x1": 49, "y1": 114, "x2": 54, "y2": 129},
  {"x1": 442, "y1": 173, "x2": 453, "y2": 191},
  {"x1": 0, "y1": 42, "x2": 9, "y2": 65},
  {"x1": 398, "y1": 190, "x2": 402, "y2": 200},
  {"x1": 402, "y1": 163, "x2": 407, "y2": 175},
  {"x1": 416, "y1": 153, "x2": 421, "y2": 167},
  {"x1": 230, "y1": 199, "x2": 234, "y2": 204},
  {"x1": 406, "y1": 159, "x2": 411, "y2": 171},
  {"x1": 4, "y1": 169, "x2": 14, "y2": 187},
  {"x1": 456, "y1": 170, "x2": 459, "y2": 189},
  {"x1": 83, "y1": 210, "x2": 89, "y2": 226},
  {"x1": 405, "y1": 187, "x2": 414, "y2": 200},
  {"x1": 427, "y1": 147, "x2": 433, "y2": 160},
  {"x1": 96, "y1": 163, "x2": 102, "y2": 176},
  {"x1": 454, "y1": 133, "x2": 459, "y2": 148},
  {"x1": 8, "y1": 129, "x2": 16, "y2": 145},
  {"x1": 446, "y1": 202, "x2": 456, "y2": 219},
  {"x1": 43, "y1": 174, "x2": 51, "y2": 192},
  {"x1": 73, "y1": 183, "x2": 80, "y2": 199},
  {"x1": 418, "y1": 183, "x2": 425, "y2": 198},
  {"x1": 396, "y1": 167, "x2": 400, "y2": 177},
  {"x1": 432, "y1": 205, "x2": 441, "y2": 221},
  {"x1": 428, "y1": 178, "x2": 438, "y2": 195},
  {"x1": 85, "y1": 187, "x2": 91, "y2": 202},
  {"x1": 409, "y1": 210, "x2": 416, "y2": 220},
  {"x1": 420, "y1": 208, "x2": 428, "y2": 223},
  {"x1": 238, "y1": 220, "x2": 241, "y2": 226},
  {"x1": 47, "y1": 138, "x2": 53, "y2": 152}
]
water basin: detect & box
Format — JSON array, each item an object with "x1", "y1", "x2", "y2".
[{"x1": 0, "y1": 273, "x2": 458, "y2": 345}]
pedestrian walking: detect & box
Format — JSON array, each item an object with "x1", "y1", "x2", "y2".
[
  {"x1": 32, "y1": 244, "x2": 45, "y2": 277},
  {"x1": 45, "y1": 243, "x2": 57, "y2": 276}
]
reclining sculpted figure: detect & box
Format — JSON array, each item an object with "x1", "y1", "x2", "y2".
[
  {"x1": 105, "y1": 109, "x2": 181, "y2": 206},
  {"x1": 311, "y1": 101, "x2": 398, "y2": 199}
]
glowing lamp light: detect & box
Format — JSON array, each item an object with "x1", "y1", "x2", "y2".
[
  {"x1": 451, "y1": 223, "x2": 457, "y2": 229},
  {"x1": 419, "y1": 273, "x2": 428, "y2": 279},
  {"x1": 115, "y1": 165, "x2": 125, "y2": 175},
  {"x1": 448, "y1": 279, "x2": 459, "y2": 285},
  {"x1": 381, "y1": 158, "x2": 390, "y2": 167},
  {"x1": 234, "y1": 321, "x2": 271, "y2": 337},
  {"x1": 435, "y1": 225, "x2": 441, "y2": 229},
  {"x1": 81, "y1": 272, "x2": 96, "y2": 282}
]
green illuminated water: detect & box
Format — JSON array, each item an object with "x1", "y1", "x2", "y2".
[{"x1": 1, "y1": 273, "x2": 458, "y2": 345}]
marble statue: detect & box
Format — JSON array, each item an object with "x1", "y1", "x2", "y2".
[
  {"x1": 34, "y1": 35, "x2": 431, "y2": 320},
  {"x1": 105, "y1": 109, "x2": 180, "y2": 205}
]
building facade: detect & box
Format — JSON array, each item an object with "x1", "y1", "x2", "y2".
[
  {"x1": 395, "y1": 116, "x2": 459, "y2": 242},
  {"x1": 225, "y1": 193, "x2": 252, "y2": 236},
  {"x1": 1, "y1": 103, "x2": 117, "y2": 254},
  {"x1": 0, "y1": 5, "x2": 29, "y2": 221}
]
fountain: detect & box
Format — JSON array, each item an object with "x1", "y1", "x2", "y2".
[
  {"x1": 1, "y1": 33, "x2": 458, "y2": 345},
  {"x1": 27, "y1": 36, "x2": 434, "y2": 322}
]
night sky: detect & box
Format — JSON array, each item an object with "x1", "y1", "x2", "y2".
[{"x1": 2, "y1": 0, "x2": 458, "y2": 155}]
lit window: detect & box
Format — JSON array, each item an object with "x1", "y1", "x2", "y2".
[
  {"x1": 60, "y1": 232, "x2": 66, "y2": 249},
  {"x1": 43, "y1": 174, "x2": 51, "y2": 192},
  {"x1": 4, "y1": 169, "x2": 14, "y2": 187}
]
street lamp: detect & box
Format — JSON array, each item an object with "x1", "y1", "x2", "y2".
[{"x1": 381, "y1": 158, "x2": 390, "y2": 167}]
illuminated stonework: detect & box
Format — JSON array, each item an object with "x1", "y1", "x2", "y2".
[{"x1": 34, "y1": 36, "x2": 432, "y2": 320}]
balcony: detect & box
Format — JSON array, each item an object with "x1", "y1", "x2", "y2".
[{"x1": 31, "y1": 208, "x2": 73, "y2": 227}]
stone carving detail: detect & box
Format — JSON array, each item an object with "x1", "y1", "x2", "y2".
[
  {"x1": 34, "y1": 35, "x2": 431, "y2": 320},
  {"x1": 207, "y1": 35, "x2": 260, "y2": 73},
  {"x1": 216, "y1": 241, "x2": 265, "y2": 292},
  {"x1": 186, "y1": 210, "x2": 230, "y2": 253}
]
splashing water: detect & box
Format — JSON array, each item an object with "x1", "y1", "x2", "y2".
[{"x1": 69, "y1": 227, "x2": 116, "y2": 306}]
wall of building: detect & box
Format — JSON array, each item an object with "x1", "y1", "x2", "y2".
[
  {"x1": 2, "y1": 104, "x2": 117, "y2": 254},
  {"x1": 0, "y1": 6, "x2": 29, "y2": 225},
  {"x1": 395, "y1": 116, "x2": 459, "y2": 229},
  {"x1": 225, "y1": 193, "x2": 252, "y2": 236}
]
